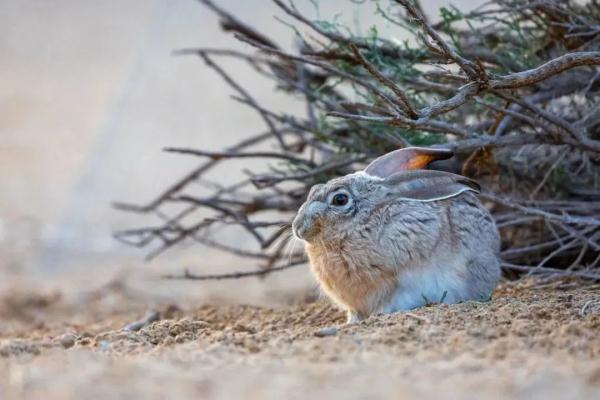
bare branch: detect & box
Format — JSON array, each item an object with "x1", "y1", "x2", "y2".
[
  {"x1": 163, "y1": 261, "x2": 305, "y2": 281},
  {"x1": 164, "y1": 148, "x2": 313, "y2": 165},
  {"x1": 491, "y1": 52, "x2": 600, "y2": 89},
  {"x1": 394, "y1": 0, "x2": 479, "y2": 78},
  {"x1": 349, "y1": 44, "x2": 418, "y2": 119}
]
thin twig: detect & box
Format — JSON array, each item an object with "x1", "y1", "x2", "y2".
[{"x1": 162, "y1": 261, "x2": 305, "y2": 281}]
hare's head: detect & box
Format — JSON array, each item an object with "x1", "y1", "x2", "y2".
[
  {"x1": 292, "y1": 147, "x2": 479, "y2": 243},
  {"x1": 291, "y1": 171, "x2": 376, "y2": 242}
]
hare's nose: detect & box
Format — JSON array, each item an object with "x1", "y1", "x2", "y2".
[
  {"x1": 292, "y1": 216, "x2": 310, "y2": 240},
  {"x1": 293, "y1": 202, "x2": 326, "y2": 240}
]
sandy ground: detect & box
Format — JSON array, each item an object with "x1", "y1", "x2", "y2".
[{"x1": 1, "y1": 278, "x2": 599, "y2": 400}]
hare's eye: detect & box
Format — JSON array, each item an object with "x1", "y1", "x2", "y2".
[{"x1": 331, "y1": 193, "x2": 349, "y2": 206}]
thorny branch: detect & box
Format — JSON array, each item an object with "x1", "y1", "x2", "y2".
[{"x1": 116, "y1": 0, "x2": 600, "y2": 281}]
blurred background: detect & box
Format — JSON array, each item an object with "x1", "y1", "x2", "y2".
[{"x1": 0, "y1": 0, "x2": 479, "y2": 302}]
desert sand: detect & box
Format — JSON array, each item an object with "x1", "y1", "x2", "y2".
[{"x1": 1, "y1": 278, "x2": 599, "y2": 400}]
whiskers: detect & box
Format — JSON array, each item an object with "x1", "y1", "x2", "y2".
[
  {"x1": 282, "y1": 225, "x2": 304, "y2": 265},
  {"x1": 273, "y1": 223, "x2": 306, "y2": 267}
]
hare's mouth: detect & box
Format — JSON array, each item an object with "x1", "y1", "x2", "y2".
[{"x1": 292, "y1": 218, "x2": 322, "y2": 242}]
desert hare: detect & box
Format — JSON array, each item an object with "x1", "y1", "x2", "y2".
[{"x1": 292, "y1": 147, "x2": 501, "y2": 323}]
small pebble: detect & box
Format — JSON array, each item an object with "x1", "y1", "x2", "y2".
[
  {"x1": 57, "y1": 333, "x2": 77, "y2": 349},
  {"x1": 314, "y1": 327, "x2": 338, "y2": 337}
]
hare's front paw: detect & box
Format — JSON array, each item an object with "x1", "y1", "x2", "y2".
[{"x1": 346, "y1": 310, "x2": 364, "y2": 324}]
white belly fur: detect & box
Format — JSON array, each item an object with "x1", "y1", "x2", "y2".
[{"x1": 383, "y1": 258, "x2": 467, "y2": 312}]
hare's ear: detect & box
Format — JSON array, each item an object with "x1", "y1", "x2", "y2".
[
  {"x1": 384, "y1": 170, "x2": 480, "y2": 202},
  {"x1": 364, "y1": 147, "x2": 453, "y2": 178}
]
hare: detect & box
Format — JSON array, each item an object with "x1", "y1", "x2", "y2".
[{"x1": 292, "y1": 147, "x2": 501, "y2": 323}]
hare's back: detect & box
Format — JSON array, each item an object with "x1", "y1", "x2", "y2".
[{"x1": 447, "y1": 192, "x2": 500, "y2": 252}]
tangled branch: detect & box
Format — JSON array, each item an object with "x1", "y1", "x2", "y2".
[{"x1": 116, "y1": 0, "x2": 600, "y2": 281}]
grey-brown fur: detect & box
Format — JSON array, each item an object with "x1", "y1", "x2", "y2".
[{"x1": 292, "y1": 149, "x2": 501, "y2": 323}]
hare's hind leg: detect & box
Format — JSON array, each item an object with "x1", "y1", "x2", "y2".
[
  {"x1": 464, "y1": 253, "x2": 501, "y2": 301},
  {"x1": 449, "y1": 194, "x2": 501, "y2": 301}
]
